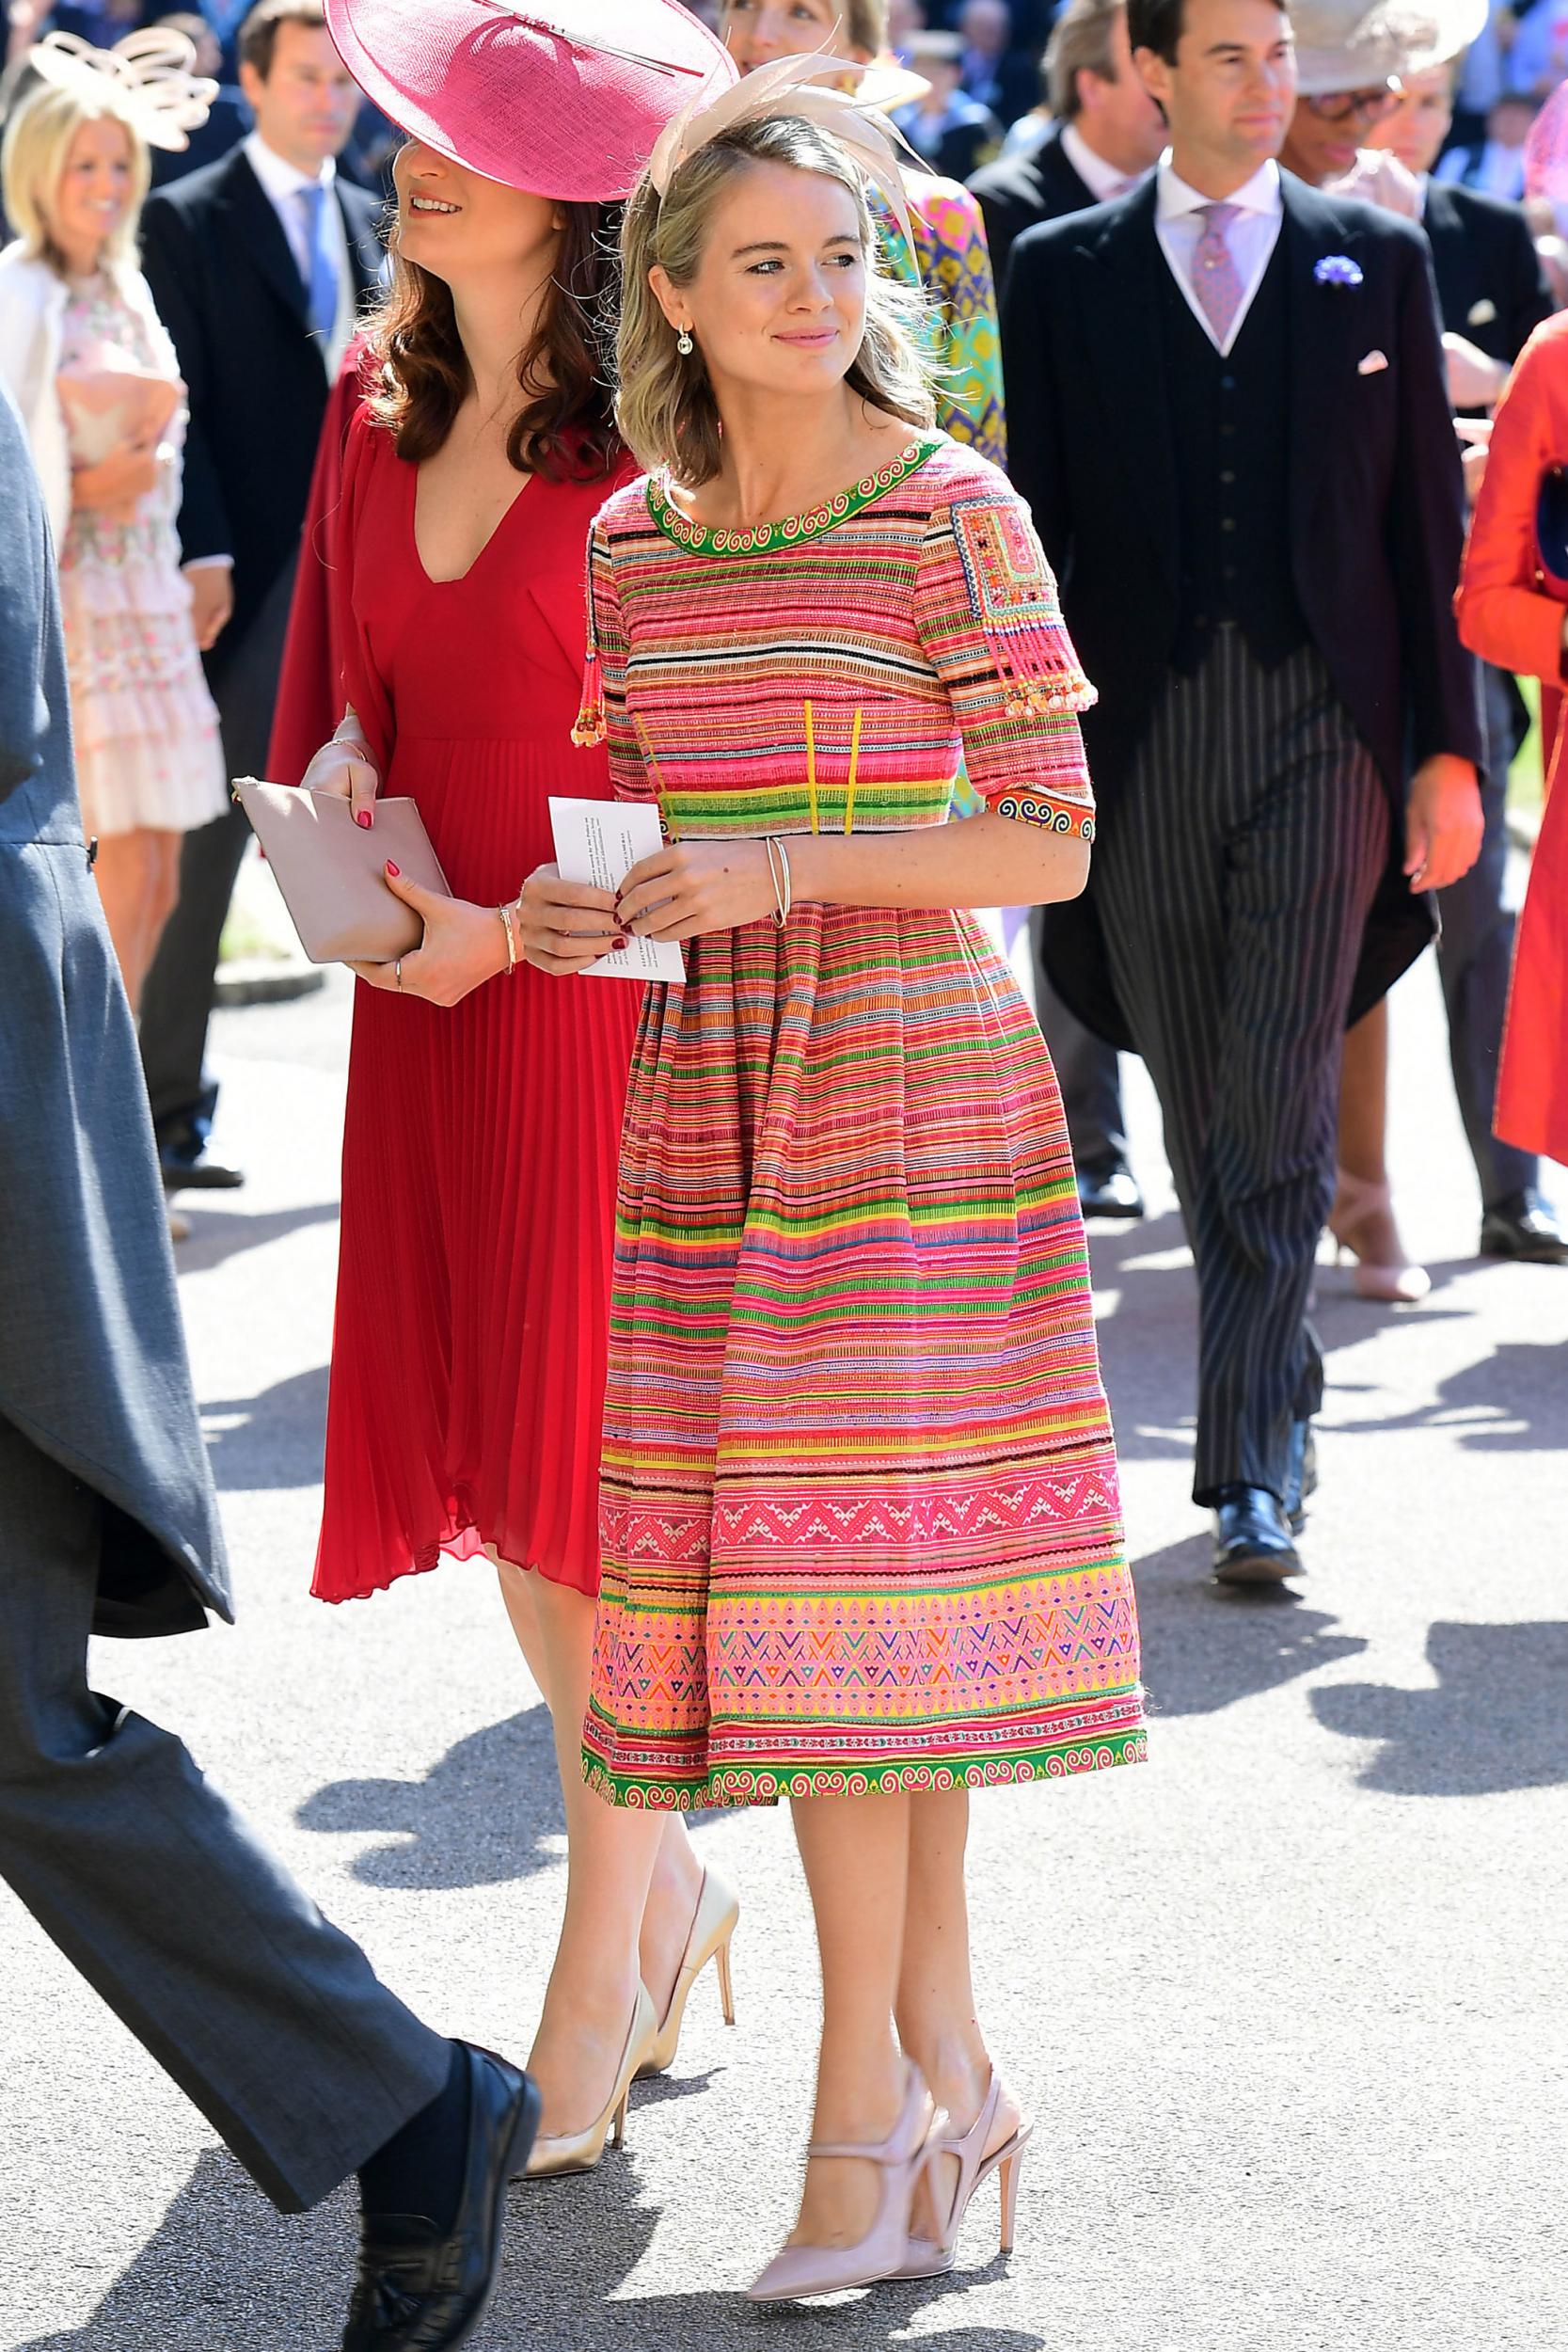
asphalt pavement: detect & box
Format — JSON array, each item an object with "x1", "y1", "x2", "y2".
[{"x1": 2, "y1": 893, "x2": 1564, "y2": 2352}]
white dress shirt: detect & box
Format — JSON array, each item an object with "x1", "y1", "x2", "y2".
[
  {"x1": 1154, "y1": 158, "x2": 1284, "y2": 357},
  {"x1": 1060, "y1": 120, "x2": 1148, "y2": 204},
  {"x1": 242, "y1": 130, "x2": 355, "y2": 375}
]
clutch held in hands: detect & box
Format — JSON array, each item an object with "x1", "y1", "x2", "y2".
[{"x1": 231, "y1": 779, "x2": 452, "y2": 965}]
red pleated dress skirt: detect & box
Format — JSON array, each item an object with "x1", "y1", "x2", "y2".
[{"x1": 311, "y1": 425, "x2": 640, "y2": 1601}]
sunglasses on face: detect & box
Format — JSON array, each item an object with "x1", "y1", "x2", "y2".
[{"x1": 1307, "y1": 84, "x2": 1401, "y2": 124}]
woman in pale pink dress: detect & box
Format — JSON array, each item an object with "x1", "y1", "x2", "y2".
[{"x1": 0, "y1": 37, "x2": 225, "y2": 1013}]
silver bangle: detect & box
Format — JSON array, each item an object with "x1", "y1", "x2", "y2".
[{"x1": 765, "y1": 835, "x2": 792, "y2": 929}]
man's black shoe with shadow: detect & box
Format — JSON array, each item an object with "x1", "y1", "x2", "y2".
[
  {"x1": 346, "y1": 2043, "x2": 540, "y2": 2352},
  {"x1": 1212, "y1": 1486, "x2": 1303, "y2": 1585}
]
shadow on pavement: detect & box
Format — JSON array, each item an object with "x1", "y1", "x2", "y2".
[
  {"x1": 201, "y1": 1365, "x2": 329, "y2": 1491},
  {"x1": 1310, "y1": 1620, "x2": 1568, "y2": 1793},
  {"x1": 1086, "y1": 1212, "x2": 1200, "y2": 1466},
  {"x1": 175, "y1": 1199, "x2": 340, "y2": 1275},
  {"x1": 16, "y1": 2147, "x2": 1046, "y2": 2352},
  {"x1": 1132, "y1": 1534, "x2": 1368, "y2": 1719},
  {"x1": 1320, "y1": 1333, "x2": 1568, "y2": 1454},
  {"x1": 297, "y1": 1706, "x2": 562, "y2": 1888}
]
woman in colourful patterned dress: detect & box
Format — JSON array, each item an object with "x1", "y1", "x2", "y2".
[
  {"x1": 530, "y1": 87, "x2": 1144, "y2": 2304},
  {"x1": 721, "y1": 0, "x2": 1007, "y2": 467}
]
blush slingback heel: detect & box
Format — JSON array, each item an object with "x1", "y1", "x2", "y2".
[
  {"x1": 894, "y1": 2070, "x2": 1034, "y2": 2279},
  {"x1": 747, "y1": 2064, "x2": 947, "y2": 2304}
]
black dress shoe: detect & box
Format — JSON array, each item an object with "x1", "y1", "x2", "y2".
[
  {"x1": 1284, "y1": 1418, "x2": 1318, "y2": 1536},
  {"x1": 1479, "y1": 1188, "x2": 1568, "y2": 1265},
  {"x1": 1077, "y1": 1166, "x2": 1146, "y2": 1220},
  {"x1": 343, "y1": 2046, "x2": 540, "y2": 2352},
  {"x1": 1212, "y1": 1486, "x2": 1303, "y2": 1584},
  {"x1": 158, "y1": 1121, "x2": 245, "y2": 1194}
]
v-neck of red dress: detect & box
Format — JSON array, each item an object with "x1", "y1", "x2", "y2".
[{"x1": 406, "y1": 456, "x2": 535, "y2": 588}]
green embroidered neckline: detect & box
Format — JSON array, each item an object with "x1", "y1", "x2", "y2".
[{"x1": 646, "y1": 436, "x2": 942, "y2": 557}]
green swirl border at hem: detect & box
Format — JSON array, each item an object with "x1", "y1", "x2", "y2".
[{"x1": 580, "y1": 1729, "x2": 1148, "y2": 1812}]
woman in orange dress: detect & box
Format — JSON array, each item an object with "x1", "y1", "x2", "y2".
[{"x1": 1454, "y1": 308, "x2": 1568, "y2": 1168}]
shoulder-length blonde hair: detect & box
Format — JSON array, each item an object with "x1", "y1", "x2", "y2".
[
  {"x1": 616, "y1": 113, "x2": 935, "y2": 487},
  {"x1": 0, "y1": 78, "x2": 150, "y2": 280}
]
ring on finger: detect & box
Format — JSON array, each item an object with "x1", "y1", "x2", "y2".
[{"x1": 394, "y1": 959, "x2": 404, "y2": 991}]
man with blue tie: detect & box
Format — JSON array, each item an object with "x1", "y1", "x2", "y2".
[{"x1": 137, "y1": 0, "x2": 381, "y2": 1196}]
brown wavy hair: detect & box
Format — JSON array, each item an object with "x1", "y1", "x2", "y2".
[{"x1": 365, "y1": 200, "x2": 619, "y2": 481}]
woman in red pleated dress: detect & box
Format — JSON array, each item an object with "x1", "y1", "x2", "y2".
[{"x1": 299, "y1": 0, "x2": 740, "y2": 2178}]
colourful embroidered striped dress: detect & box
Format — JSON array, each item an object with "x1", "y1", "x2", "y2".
[{"x1": 578, "y1": 434, "x2": 1145, "y2": 1808}]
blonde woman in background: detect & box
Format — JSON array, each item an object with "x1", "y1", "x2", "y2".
[
  {"x1": 721, "y1": 0, "x2": 1008, "y2": 465},
  {"x1": 0, "y1": 32, "x2": 225, "y2": 1023}
]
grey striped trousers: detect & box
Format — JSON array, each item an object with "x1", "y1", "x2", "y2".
[{"x1": 1093, "y1": 630, "x2": 1388, "y2": 1506}]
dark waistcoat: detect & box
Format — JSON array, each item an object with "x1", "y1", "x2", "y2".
[{"x1": 1161, "y1": 238, "x2": 1307, "y2": 674}]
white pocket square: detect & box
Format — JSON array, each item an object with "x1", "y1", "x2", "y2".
[
  {"x1": 1357, "y1": 348, "x2": 1390, "y2": 375},
  {"x1": 1467, "y1": 297, "x2": 1498, "y2": 327}
]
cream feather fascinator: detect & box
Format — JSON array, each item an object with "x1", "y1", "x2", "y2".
[
  {"x1": 28, "y1": 28, "x2": 216, "y2": 153},
  {"x1": 646, "y1": 50, "x2": 927, "y2": 255}
]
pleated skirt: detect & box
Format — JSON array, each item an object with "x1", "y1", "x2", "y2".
[{"x1": 312, "y1": 736, "x2": 641, "y2": 1601}]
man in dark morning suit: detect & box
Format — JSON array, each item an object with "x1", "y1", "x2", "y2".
[
  {"x1": 136, "y1": 0, "x2": 382, "y2": 1193},
  {"x1": 0, "y1": 385, "x2": 537, "y2": 2351},
  {"x1": 1360, "y1": 67, "x2": 1567, "y2": 1263},
  {"x1": 972, "y1": 0, "x2": 1167, "y2": 1221},
  {"x1": 1001, "y1": 0, "x2": 1485, "y2": 1582}
]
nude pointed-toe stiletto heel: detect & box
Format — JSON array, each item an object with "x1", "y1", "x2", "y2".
[
  {"x1": 1326, "y1": 1169, "x2": 1430, "y2": 1304},
  {"x1": 521, "y1": 1983, "x2": 657, "y2": 2180},
  {"x1": 637, "y1": 1866, "x2": 739, "y2": 2080},
  {"x1": 747, "y1": 2065, "x2": 947, "y2": 2304},
  {"x1": 895, "y1": 2070, "x2": 1034, "y2": 2280}
]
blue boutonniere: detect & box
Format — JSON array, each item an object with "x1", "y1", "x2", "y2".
[{"x1": 1314, "y1": 254, "x2": 1364, "y2": 288}]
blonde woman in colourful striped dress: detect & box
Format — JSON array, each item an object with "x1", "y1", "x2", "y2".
[{"x1": 520, "y1": 95, "x2": 1145, "y2": 2309}]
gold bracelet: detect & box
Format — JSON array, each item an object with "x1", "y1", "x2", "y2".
[{"x1": 498, "y1": 898, "x2": 519, "y2": 975}]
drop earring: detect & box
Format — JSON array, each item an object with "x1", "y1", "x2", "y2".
[{"x1": 676, "y1": 326, "x2": 694, "y2": 356}]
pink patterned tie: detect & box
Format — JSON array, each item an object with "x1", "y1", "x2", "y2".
[{"x1": 1192, "y1": 200, "x2": 1243, "y2": 344}]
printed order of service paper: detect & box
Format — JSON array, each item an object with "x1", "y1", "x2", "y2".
[{"x1": 547, "y1": 797, "x2": 687, "y2": 981}]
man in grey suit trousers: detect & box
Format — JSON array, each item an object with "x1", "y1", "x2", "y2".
[{"x1": 0, "y1": 389, "x2": 536, "y2": 2352}]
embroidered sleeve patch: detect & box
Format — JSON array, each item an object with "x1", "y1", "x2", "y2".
[
  {"x1": 951, "y1": 498, "x2": 1064, "y2": 636},
  {"x1": 947, "y1": 495, "x2": 1097, "y2": 718}
]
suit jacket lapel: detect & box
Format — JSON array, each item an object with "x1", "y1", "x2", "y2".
[
  {"x1": 224, "y1": 150, "x2": 309, "y2": 325},
  {"x1": 1283, "y1": 178, "x2": 1366, "y2": 550},
  {"x1": 1079, "y1": 181, "x2": 1179, "y2": 592}
]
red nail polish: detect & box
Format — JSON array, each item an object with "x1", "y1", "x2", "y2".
[
  {"x1": 356, "y1": 811, "x2": 372, "y2": 829},
  {"x1": 385, "y1": 859, "x2": 400, "y2": 877},
  {"x1": 614, "y1": 935, "x2": 628, "y2": 950}
]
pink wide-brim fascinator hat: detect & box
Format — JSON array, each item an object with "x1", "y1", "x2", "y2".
[
  {"x1": 1526, "y1": 78, "x2": 1568, "y2": 207},
  {"x1": 323, "y1": 0, "x2": 737, "y2": 201}
]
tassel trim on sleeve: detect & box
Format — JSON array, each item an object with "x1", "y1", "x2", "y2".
[
  {"x1": 948, "y1": 495, "x2": 1098, "y2": 718},
  {"x1": 571, "y1": 531, "x2": 608, "y2": 746}
]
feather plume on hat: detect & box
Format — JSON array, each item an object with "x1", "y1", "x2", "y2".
[
  {"x1": 27, "y1": 27, "x2": 216, "y2": 151},
  {"x1": 646, "y1": 50, "x2": 924, "y2": 258}
]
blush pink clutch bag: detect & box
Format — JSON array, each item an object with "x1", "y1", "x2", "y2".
[{"x1": 232, "y1": 779, "x2": 451, "y2": 964}]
